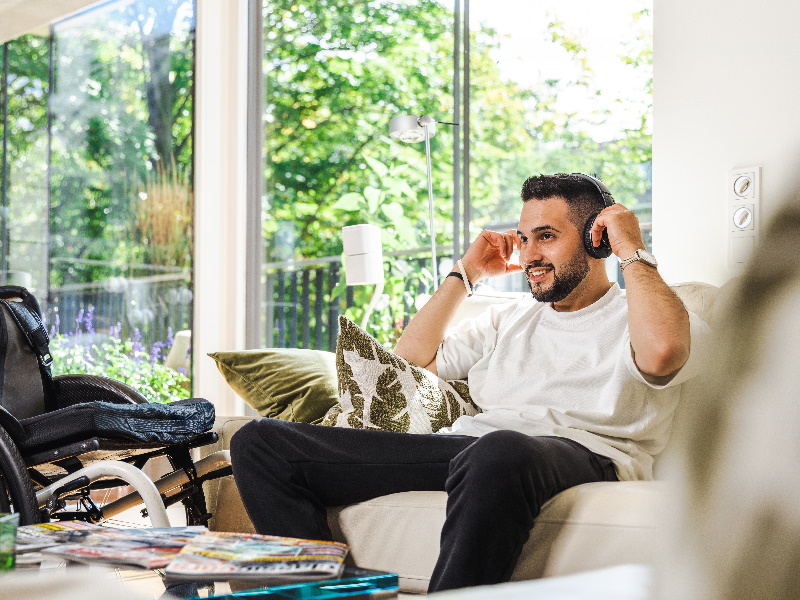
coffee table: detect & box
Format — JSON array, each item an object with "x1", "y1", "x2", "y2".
[{"x1": 162, "y1": 566, "x2": 399, "y2": 599}]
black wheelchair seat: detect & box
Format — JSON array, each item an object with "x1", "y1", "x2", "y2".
[
  {"x1": 17, "y1": 396, "x2": 215, "y2": 454},
  {"x1": 0, "y1": 286, "x2": 230, "y2": 527}
]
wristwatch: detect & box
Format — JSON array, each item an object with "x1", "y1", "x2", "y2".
[{"x1": 619, "y1": 249, "x2": 658, "y2": 271}]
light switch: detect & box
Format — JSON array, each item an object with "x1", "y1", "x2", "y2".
[
  {"x1": 732, "y1": 206, "x2": 753, "y2": 229},
  {"x1": 730, "y1": 204, "x2": 755, "y2": 231},
  {"x1": 730, "y1": 236, "x2": 753, "y2": 264},
  {"x1": 732, "y1": 175, "x2": 754, "y2": 198},
  {"x1": 728, "y1": 167, "x2": 760, "y2": 269}
]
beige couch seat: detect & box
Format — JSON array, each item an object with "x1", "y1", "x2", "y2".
[{"x1": 202, "y1": 281, "x2": 719, "y2": 594}]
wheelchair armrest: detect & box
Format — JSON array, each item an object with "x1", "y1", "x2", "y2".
[
  {"x1": 0, "y1": 405, "x2": 26, "y2": 444},
  {"x1": 53, "y1": 374, "x2": 149, "y2": 407}
]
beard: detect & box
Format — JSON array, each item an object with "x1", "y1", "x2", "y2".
[{"x1": 525, "y1": 250, "x2": 590, "y2": 303}]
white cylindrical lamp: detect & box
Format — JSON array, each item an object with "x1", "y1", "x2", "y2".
[{"x1": 342, "y1": 224, "x2": 384, "y2": 285}]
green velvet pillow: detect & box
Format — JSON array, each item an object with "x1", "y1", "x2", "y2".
[
  {"x1": 209, "y1": 348, "x2": 339, "y2": 423},
  {"x1": 321, "y1": 316, "x2": 481, "y2": 433}
]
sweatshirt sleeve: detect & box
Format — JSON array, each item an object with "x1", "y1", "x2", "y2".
[{"x1": 435, "y1": 301, "x2": 521, "y2": 381}]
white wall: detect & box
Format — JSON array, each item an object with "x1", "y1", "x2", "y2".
[
  {"x1": 653, "y1": 0, "x2": 800, "y2": 287},
  {"x1": 193, "y1": 0, "x2": 250, "y2": 416}
]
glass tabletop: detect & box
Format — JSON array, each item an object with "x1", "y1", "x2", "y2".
[{"x1": 164, "y1": 566, "x2": 399, "y2": 600}]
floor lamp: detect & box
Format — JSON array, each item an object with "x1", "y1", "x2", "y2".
[
  {"x1": 342, "y1": 224, "x2": 384, "y2": 329},
  {"x1": 389, "y1": 115, "x2": 440, "y2": 286}
]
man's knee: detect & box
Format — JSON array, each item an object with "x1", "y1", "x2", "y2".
[
  {"x1": 230, "y1": 419, "x2": 291, "y2": 466},
  {"x1": 229, "y1": 419, "x2": 262, "y2": 463},
  {"x1": 454, "y1": 430, "x2": 538, "y2": 475},
  {"x1": 445, "y1": 432, "x2": 536, "y2": 496}
]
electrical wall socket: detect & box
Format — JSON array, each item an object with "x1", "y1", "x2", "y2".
[{"x1": 728, "y1": 166, "x2": 760, "y2": 268}]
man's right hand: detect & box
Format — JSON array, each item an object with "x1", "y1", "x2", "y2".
[
  {"x1": 395, "y1": 229, "x2": 523, "y2": 372},
  {"x1": 461, "y1": 229, "x2": 524, "y2": 284}
]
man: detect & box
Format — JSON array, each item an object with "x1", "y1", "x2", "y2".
[{"x1": 230, "y1": 173, "x2": 710, "y2": 592}]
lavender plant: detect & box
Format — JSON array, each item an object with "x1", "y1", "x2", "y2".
[{"x1": 48, "y1": 309, "x2": 190, "y2": 404}]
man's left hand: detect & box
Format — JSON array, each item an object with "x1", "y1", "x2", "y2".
[{"x1": 590, "y1": 204, "x2": 646, "y2": 258}]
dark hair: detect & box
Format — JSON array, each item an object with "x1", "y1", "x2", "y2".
[{"x1": 519, "y1": 174, "x2": 606, "y2": 229}]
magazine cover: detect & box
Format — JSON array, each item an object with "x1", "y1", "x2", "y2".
[
  {"x1": 15, "y1": 521, "x2": 107, "y2": 553},
  {"x1": 164, "y1": 531, "x2": 349, "y2": 582},
  {"x1": 30, "y1": 524, "x2": 207, "y2": 568}
]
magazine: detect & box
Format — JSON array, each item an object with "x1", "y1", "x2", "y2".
[
  {"x1": 164, "y1": 531, "x2": 349, "y2": 582},
  {"x1": 15, "y1": 521, "x2": 107, "y2": 553},
  {"x1": 42, "y1": 526, "x2": 208, "y2": 569},
  {"x1": 16, "y1": 522, "x2": 207, "y2": 569}
]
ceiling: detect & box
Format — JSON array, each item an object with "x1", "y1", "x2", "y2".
[{"x1": 0, "y1": 0, "x2": 102, "y2": 43}]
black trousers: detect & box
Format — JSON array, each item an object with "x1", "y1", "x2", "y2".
[{"x1": 230, "y1": 419, "x2": 617, "y2": 592}]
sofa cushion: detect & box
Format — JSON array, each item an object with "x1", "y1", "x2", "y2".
[
  {"x1": 328, "y1": 481, "x2": 663, "y2": 593},
  {"x1": 208, "y1": 349, "x2": 338, "y2": 423},
  {"x1": 203, "y1": 416, "x2": 665, "y2": 593},
  {"x1": 321, "y1": 316, "x2": 480, "y2": 433}
]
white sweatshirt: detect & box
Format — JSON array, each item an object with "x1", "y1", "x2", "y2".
[{"x1": 435, "y1": 284, "x2": 711, "y2": 481}]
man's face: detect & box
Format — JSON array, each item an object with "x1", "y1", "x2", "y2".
[{"x1": 516, "y1": 196, "x2": 590, "y2": 304}]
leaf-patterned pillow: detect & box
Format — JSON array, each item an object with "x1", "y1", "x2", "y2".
[{"x1": 321, "y1": 316, "x2": 481, "y2": 433}]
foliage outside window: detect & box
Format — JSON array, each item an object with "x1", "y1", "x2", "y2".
[
  {"x1": 0, "y1": 36, "x2": 50, "y2": 292},
  {"x1": 261, "y1": 0, "x2": 653, "y2": 348},
  {"x1": 1, "y1": 0, "x2": 196, "y2": 399},
  {"x1": 49, "y1": 310, "x2": 190, "y2": 404}
]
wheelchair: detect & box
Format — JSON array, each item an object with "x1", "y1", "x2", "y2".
[{"x1": 0, "y1": 286, "x2": 232, "y2": 527}]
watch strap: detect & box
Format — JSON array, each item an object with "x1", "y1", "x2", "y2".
[{"x1": 620, "y1": 249, "x2": 655, "y2": 271}]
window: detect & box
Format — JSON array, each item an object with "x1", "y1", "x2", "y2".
[
  {"x1": 0, "y1": 36, "x2": 49, "y2": 297},
  {"x1": 260, "y1": 0, "x2": 456, "y2": 349},
  {"x1": 258, "y1": 0, "x2": 652, "y2": 348},
  {"x1": 0, "y1": 0, "x2": 196, "y2": 399},
  {"x1": 464, "y1": 0, "x2": 653, "y2": 291}
]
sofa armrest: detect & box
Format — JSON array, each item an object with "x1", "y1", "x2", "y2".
[
  {"x1": 201, "y1": 415, "x2": 255, "y2": 457},
  {"x1": 201, "y1": 415, "x2": 258, "y2": 533}
]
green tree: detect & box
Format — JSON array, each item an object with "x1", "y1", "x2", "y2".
[
  {"x1": 476, "y1": 8, "x2": 653, "y2": 231},
  {"x1": 1, "y1": 36, "x2": 51, "y2": 289},
  {"x1": 48, "y1": 0, "x2": 195, "y2": 289},
  {"x1": 261, "y1": 0, "x2": 531, "y2": 263}
]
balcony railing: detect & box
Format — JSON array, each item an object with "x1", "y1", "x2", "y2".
[
  {"x1": 46, "y1": 260, "x2": 192, "y2": 348},
  {"x1": 264, "y1": 247, "x2": 441, "y2": 352},
  {"x1": 43, "y1": 220, "x2": 650, "y2": 354}
]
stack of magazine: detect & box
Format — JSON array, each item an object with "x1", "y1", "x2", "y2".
[{"x1": 15, "y1": 522, "x2": 350, "y2": 582}]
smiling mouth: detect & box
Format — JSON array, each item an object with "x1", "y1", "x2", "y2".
[{"x1": 525, "y1": 267, "x2": 553, "y2": 283}]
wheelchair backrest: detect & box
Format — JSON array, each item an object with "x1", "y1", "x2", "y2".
[{"x1": 0, "y1": 286, "x2": 54, "y2": 420}]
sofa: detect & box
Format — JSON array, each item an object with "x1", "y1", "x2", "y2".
[{"x1": 200, "y1": 281, "x2": 720, "y2": 594}]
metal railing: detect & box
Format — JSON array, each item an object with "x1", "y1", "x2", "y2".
[
  {"x1": 47, "y1": 269, "x2": 192, "y2": 348},
  {"x1": 265, "y1": 257, "x2": 344, "y2": 351},
  {"x1": 44, "y1": 221, "x2": 651, "y2": 354},
  {"x1": 263, "y1": 248, "x2": 439, "y2": 352}
]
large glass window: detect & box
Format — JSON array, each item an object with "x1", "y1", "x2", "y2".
[
  {"x1": 0, "y1": 36, "x2": 50, "y2": 297},
  {"x1": 1, "y1": 0, "x2": 196, "y2": 401},
  {"x1": 260, "y1": 0, "x2": 456, "y2": 349},
  {"x1": 466, "y1": 0, "x2": 653, "y2": 291},
  {"x1": 259, "y1": 0, "x2": 652, "y2": 348}
]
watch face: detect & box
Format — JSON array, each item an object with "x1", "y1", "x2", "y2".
[{"x1": 638, "y1": 250, "x2": 657, "y2": 266}]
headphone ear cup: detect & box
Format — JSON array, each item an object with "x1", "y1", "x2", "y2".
[{"x1": 583, "y1": 214, "x2": 613, "y2": 259}]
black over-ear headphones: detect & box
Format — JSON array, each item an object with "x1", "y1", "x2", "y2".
[{"x1": 557, "y1": 173, "x2": 616, "y2": 259}]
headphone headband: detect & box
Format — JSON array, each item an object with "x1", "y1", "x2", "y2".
[{"x1": 554, "y1": 172, "x2": 615, "y2": 208}]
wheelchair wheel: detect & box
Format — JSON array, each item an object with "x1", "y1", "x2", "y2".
[{"x1": 0, "y1": 427, "x2": 39, "y2": 524}]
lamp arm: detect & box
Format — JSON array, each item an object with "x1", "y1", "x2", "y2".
[{"x1": 360, "y1": 279, "x2": 385, "y2": 330}]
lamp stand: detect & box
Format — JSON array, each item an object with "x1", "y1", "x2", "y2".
[
  {"x1": 361, "y1": 280, "x2": 385, "y2": 330},
  {"x1": 389, "y1": 114, "x2": 450, "y2": 289},
  {"x1": 423, "y1": 122, "x2": 438, "y2": 286}
]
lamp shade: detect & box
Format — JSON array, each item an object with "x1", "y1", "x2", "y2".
[
  {"x1": 389, "y1": 115, "x2": 437, "y2": 143},
  {"x1": 342, "y1": 224, "x2": 384, "y2": 285}
]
